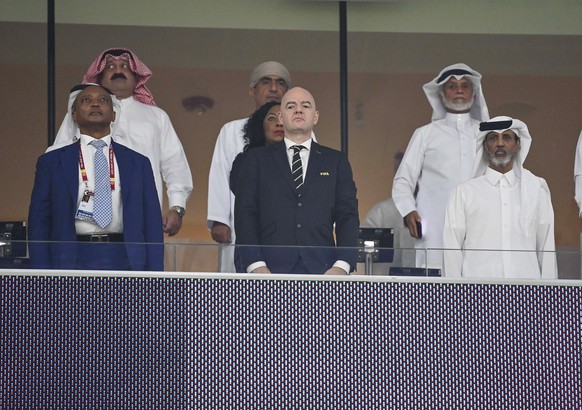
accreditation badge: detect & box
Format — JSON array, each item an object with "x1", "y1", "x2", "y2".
[{"x1": 75, "y1": 190, "x2": 95, "y2": 221}]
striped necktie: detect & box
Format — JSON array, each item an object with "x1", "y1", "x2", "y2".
[
  {"x1": 291, "y1": 145, "x2": 305, "y2": 190},
  {"x1": 90, "y1": 139, "x2": 113, "y2": 228}
]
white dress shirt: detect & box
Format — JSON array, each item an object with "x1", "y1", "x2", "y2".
[
  {"x1": 284, "y1": 137, "x2": 312, "y2": 176},
  {"x1": 75, "y1": 134, "x2": 123, "y2": 235}
]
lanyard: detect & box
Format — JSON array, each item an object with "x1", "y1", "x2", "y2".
[{"x1": 79, "y1": 143, "x2": 116, "y2": 190}]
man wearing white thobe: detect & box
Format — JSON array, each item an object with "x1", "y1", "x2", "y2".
[
  {"x1": 52, "y1": 47, "x2": 192, "y2": 236},
  {"x1": 443, "y1": 116, "x2": 557, "y2": 279},
  {"x1": 392, "y1": 63, "x2": 490, "y2": 269}
]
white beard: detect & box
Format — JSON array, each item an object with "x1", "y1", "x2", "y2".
[
  {"x1": 488, "y1": 150, "x2": 514, "y2": 168},
  {"x1": 490, "y1": 156, "x2": 512, "y2": 168},
  {"x1": 442, "y1": 95, "x2": 474, "y2": 112}
]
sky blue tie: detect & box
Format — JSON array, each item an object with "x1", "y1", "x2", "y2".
[{"x1": 90, "y1": 140, "x2": 113, "y2": 228}]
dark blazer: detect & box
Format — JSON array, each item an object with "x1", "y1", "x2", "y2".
[
  {"x1": 229, "y1": 151, "x2": 247, "y2": 197},
  {"x1": 234, "y1": 140, "x2": 359, "y2": 273},
  {"x1": 28, "y1": 140, "x2": 163, "y2": 271}
]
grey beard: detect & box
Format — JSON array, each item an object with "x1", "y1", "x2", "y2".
[
  {"x1": 443, "y1": 95, "x2": 474, "y2": 112},
  {"x1": 489, "y1": 152, "x2": 512, "y2": 168}
]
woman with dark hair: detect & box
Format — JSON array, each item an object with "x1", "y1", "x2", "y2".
[
  {"x1": 230, "y1": 101, "x2": 283, "y2": 273},
  {"x1": 242, "y1": 101, "x2": 284, "y2": 152},
  {"x1": 230, "y1": 101, "x2": 283, "y2": 196}
]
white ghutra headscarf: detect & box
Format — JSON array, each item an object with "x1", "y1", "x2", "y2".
[
  {"x1": 422, "y1": 63, "x2": 489, "y2": 122},
  {"x1": 48, "y1": 83, "x2": 121, "y2": 152},
  {"x1": 474, "y1": 116, "x2": 551, "y2": 237}
]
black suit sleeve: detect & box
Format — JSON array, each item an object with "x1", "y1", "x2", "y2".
[
  {"x1": 229, "y1": 152, "x2": 245, "y2": 197},
  {"x1": 333, "y1": 152, "x2": 360, "y2": 271},
  {"x1": 234, "y1": 149, "x2": 264, "y2": 267}
]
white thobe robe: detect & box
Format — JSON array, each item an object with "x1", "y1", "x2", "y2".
[
  {"x1": 392, "y1": 112, "x2": 480, "y2": 269},
  {"x1": 207, "y1": 118, "x2": 248, "y2": 272},
  {"x1": 443, "y1": 167, "x2": 557, "y2": 279},
  {"x1": 54, "y1": 96, "x2": 193, "y2": 210}
]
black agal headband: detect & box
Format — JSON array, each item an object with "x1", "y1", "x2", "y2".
[
  {"x1": 436, "y1": 69, "x2": 473, "y2": 84},
  {"x1": 479, "y1": 120, "x2": 513, "y2": 132}
]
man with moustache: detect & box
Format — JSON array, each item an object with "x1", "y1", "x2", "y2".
[
  {"x1": 29, "y1": 84, "x2": 163, "y2": 271},
  {"x1": 234, "y1": 87, "x2": 359, "y2": 275},
  {"x1": 207, "y1": 61, "x2": 293, "y2": 272},
  {"x1": 52, "y1": 47, "x2": 192, "y2": 236},
  {"x1": 443, "y1": 116, "x2": 557, "y2": 279},
  {"x1": 392, "y1": 63, "x2": 489, "y2": 269}
]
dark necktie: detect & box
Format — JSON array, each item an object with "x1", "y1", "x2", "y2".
[
  {"x1": 291, "y1": 145, "x2": 305, "y2": 190},
  {"x1": 90, "y1": 139, "x2": 113, "y2": 228}
]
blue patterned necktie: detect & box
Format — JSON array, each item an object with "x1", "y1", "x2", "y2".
[
  {"x1": 90, "y1": 139, "x2": 113, "y2": 228},
  {"x1": 291, "y1": 145, "x2": 305, "y2": 190}
]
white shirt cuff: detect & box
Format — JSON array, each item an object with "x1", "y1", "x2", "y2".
[
  {"x1": 247, "y1": 261, "x2": 267, "y2": 273},
  {"x1": 333, "y1": 260, "x2": 351, "y2": 275}
]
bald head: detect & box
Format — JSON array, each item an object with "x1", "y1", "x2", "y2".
[{"x1": 279, "y1": 87, "x2": 319, "y2": 143}]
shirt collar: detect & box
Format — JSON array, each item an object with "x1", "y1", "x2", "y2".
[
  {"x1": 79, "y1": 133, "x2": 113, "y2": 147},
  {"x1": 485, "y1": 166, "x2": 517, "y2": 186},
  {"x1": 284, "y1": 137, "x2": 312, "y2": 151},
  {"x1": 444, "y1": 111, "x2": 472, "y2": 125}
]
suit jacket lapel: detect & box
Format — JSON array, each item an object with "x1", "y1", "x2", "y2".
[
  {"x1": 112, "y1": 141, "x2": 134, "y2": 204},
  {"x1": 303, "y1": 141, "x2": 323, "y2": 194},
  {"x1": 272, "y1": 142, "x2": 297, "y2": 193},
  {"x1": 60, "y1": 141, "x2": 81, "y2": 206}
]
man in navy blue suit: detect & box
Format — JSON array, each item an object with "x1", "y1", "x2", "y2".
[
  {"x1": 28, "y1": 84, "x2": 163, "y2": 271},
  {"x1": 234, "y1": 87, "x2": 359, "y2": 274}
]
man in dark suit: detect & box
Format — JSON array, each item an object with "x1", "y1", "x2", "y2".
[
  {"x1": 234, "y1": 87, "x2": 359, "y2": 274},
  {"x1": 28, "y1": 84, "x2": 163, "y2": 271}
]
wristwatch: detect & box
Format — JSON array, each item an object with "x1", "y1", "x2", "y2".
[{"x1": 170, "y1": 206, "x2": 186, "y2": 217}]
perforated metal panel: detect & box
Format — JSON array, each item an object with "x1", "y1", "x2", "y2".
[{"x1": 2, "y1": 274, "x2": 581, "y2": 408}]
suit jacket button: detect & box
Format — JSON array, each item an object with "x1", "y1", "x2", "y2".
[
  {"x1": 297, "y1": 202, "x2": 302, "y2": 207},
  {"x1": 297, "y1": 224, "x2": 302, "y2": 228}
]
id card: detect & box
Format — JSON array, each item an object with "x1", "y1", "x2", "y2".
[{"x1": 75, "y1": 190, "x2": 95, "y2": 221}]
